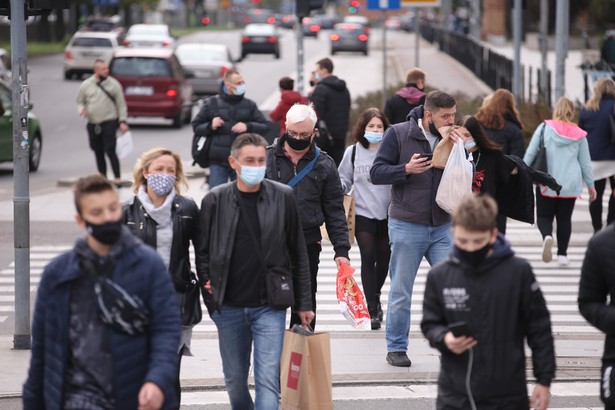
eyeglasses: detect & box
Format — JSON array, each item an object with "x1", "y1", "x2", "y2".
[{"x1": 287, "y1": 130, "x2": 314, "y2": 140}]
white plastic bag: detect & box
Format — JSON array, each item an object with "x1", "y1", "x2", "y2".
[
  {"x1": 116, "y1": 130, "x2": 133, "y2": 159},
  {"x1": 436, "y1": 138, "x2": 473, "y2": 214}
]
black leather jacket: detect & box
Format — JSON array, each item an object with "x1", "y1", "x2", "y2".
[
  {"x1": 266, "y1": 139, "x2": 350, "y2": 259},
  {"x1": 197, "y1": 180, "x2": 312, "y2": 314},
  {"x1": 122, "y1": 194, "x2": 203, "y2": 291}
]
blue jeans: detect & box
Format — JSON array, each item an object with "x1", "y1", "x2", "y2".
[
  {"x1": 386, "y1": 218, "x2": 452, "y2": 353},
  {"x1": 209, "y1": 163, "x2": 236, "y2": 189},
  {"x1": 211, "y1": 304, "x2": 286, "y2": 410}
]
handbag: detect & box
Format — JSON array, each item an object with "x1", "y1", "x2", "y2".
[
  {"x1": 436, "y1": 138, "x2": 474, "y2": 214},
  {"x1": 280, "y1": 329, "x2": 333, "y2": 409},
  {"x1": 236, "y1": 188, "x2": 295, "y2": 310},
  {"x1": 531, "y1": 122, "x2": 548, "y2": 173},
  {"x1": 178, "y1": 273, "x2": 202, "y2": 327}
]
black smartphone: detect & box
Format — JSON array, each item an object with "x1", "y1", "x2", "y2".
[
  {"x1": 449, "y1": 321, "x2": 472, "y2": 338},
  {"x1": 419, "y1": 153, "x2": 433, "y2": 160}
]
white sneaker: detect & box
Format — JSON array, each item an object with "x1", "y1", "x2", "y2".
[
  {"x1": 542, "y1": 236, "x2": 554, "y2": 262},
  {"x1": 557, "y1": 255, "x2": 569, "y2": 266}
]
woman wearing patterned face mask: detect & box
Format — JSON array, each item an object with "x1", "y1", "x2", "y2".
[
  {"x1": 338, "y1": 107, "x2": 391, "y2": 330},
  {"x1": 123, "y1": 147, "x2": 204, "y2": 408}
]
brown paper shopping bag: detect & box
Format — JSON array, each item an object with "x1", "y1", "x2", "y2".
[
  {"x1": 320, "y1": 194, "x2": 355, "y2": 245},
  {"x1": 280, "y1": 330, "x2": 332, "y2": 410}
]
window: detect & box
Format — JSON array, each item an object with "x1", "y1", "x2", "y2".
[
  {"x1": 111, "y1": 57, "x2": 171, "y2": 77},
  {"x1": 72, "y1": 37, "x2": 114, "y2": 48}
]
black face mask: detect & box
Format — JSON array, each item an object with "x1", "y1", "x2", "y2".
[
  {"x1": 85, "y1": 219, "x2": 123, "y2": 245},
  {"x1": 283, "y1": 133, "x2": 311, "y2": 151},
  {"x1": 455, "y1": 242, "x2": 492, "y2": 267},
  {"x1": 428, "y1": 120, "x2": 442, "y2": 138}
]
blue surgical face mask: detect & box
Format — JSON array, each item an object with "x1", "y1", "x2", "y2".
[
  {"x1": 364, "y1": 131, "x2": 383, "y2": 144},
  {"x1": 234, "y1": 84, "x2": 246, "y2": 96},
  {"x1": 315, "y1": 72, "x2": 322, "y2": 82},
  {"x1": 239, "y1": 165, "x2": 265, "y2": 187},
  {"x1": 464, "y1": 138, "x2": 477, "y2": 152},
  {"x1": 147, "y1": 173, "x2": 176, "y2": 197}
]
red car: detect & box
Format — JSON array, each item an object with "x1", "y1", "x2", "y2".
[{"x1": 109, "y1": 48, "x2": 194, "y2": 128}]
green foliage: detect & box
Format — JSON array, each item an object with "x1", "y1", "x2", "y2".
[{"x1": 0, "y1": 41, "x2": 67, "y2": 57}]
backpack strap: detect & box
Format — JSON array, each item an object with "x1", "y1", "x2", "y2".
[{"x1": 351, "y1": 143, "x2": 357, "y2": 166}]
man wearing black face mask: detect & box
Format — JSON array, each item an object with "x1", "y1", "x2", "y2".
[
  {"x1": 421, "y1": 194, "x2": 555, "y2": 410},
  {"x1": 24, "y1": 174, "x2": 181, "y2": 410},
  {"x1": 265, "y1": 103, "x2": 350, "y2": 330}
]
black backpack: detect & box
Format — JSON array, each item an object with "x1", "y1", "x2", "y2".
[{"x1": 191, "y1": 96, "x2": 219, "y2": 168}]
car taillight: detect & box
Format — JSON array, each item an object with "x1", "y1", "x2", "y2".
[
  {"x1": 123, "y1": 40, "x2": 130, "y2": 46},
  {"x1": 244, "y1": 17, "x2": 251, "y2": 23},
  {"x1": 267, "y1": 36, "x2": 277, "y2": 43},
  {"x1": 162, "y1": 41, "x2": 171, "y2": 47},
  {"x1": 65, "y1": 51, "x2": 73, "y2": 60},
  {"x1": 166, "y1": 88, "x2": 178, "y2": 97},
  {"x1": 241, "y1": 36, "x2": 250, "y2": 43},
  {"x1": 220, "y1": 65, "x2": 230, "y2": 78},
  {"x1": 267, "y1": 17, "x2": 275, "y2": 24},
  {"x1": 310, "y1": 25, "x2": 320, "y2": 32},
  {"x1": 358, "y1": 34, "x2": 368, "y2": 41},
  {"x1": 330, "y1": 34, "x2": 340, "y2": 41}
]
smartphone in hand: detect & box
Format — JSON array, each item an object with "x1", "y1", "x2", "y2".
[
  {"x1": 419, "y1": 153, "x2": 433, "y2": 161},
  {"x1": 449, "y1": 321, "x2": 473, "y2": 338}
]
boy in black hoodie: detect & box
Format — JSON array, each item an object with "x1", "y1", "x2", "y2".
[{"x1": 421, "y1": 193, "x2": 555, "y2": 410}]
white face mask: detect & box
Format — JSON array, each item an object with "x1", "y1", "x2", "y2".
[
  {"x1": 464, "y1": 138, "x2": 477, "y2": 152},
  {"x1": 239, "y1": 165, "x2": 266, "y2": 186}
]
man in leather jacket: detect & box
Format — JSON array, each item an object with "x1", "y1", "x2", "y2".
[
  {"x1": 197, "y1": 133, "x2": 313, "y2": 410},
  {"x1": 265, "y1": 103, "x2": 351, "y2": 330},
  {"x1": 579, "y1": 224, "x2": 615, "y2": 408}
]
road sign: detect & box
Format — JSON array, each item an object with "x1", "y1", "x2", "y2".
[
  {"x1": 367, "y1": 0, "x2": 401, "y2": 9},
  {"x1": 402, "y1": 0, "x2": 441, "y2": 6}
]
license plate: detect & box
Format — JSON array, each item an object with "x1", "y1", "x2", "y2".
[
  {"x1": 250, "y1": 37, "x2": 266, "y2": 43},
  {"x1": 195, "y1": 71, "x2": 214, "y2": 78},
  {"x1": 125, "y1": 86, "x2": 153, "y2": 96},
  {"x1": 81, "y1": 51, "x2": 102, "y2": 58}
]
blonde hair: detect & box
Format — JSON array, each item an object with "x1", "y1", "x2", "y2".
[
  {"x1": 452, "y1": 193, "x2": 498, "y2": 232},
  {"x1": 552, "y1": 97, "x2": 575, "y2": 122},
  {"x1": 131, "y1": 147, "x2": 188, "y2": 194},
  {"x1": 475, "y1": 88, "x2": 523, "y2": 130},
  {"x1": 585, "y1": 78, "x2": 615, "y2": 111}
]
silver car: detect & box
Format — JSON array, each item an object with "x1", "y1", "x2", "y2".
[
  {"x1": 175, "y1": 43, "x2": 235, "y2": 97},
  {"x1": 63, "y1": 31, "x2": 119, "y2": 80},
  {"x1": 123, "y1": 24, "x2": 175, "y2": 48}
]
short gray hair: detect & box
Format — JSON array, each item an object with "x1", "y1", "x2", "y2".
[
  {"x1": 286, "y1": 103, "x2": 317, "y2": 127},
  {"x1": 230, "y1": 133, "x2": 268, "y2": 158}
]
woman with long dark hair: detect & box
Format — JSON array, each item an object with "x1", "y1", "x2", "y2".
[
  {"x1": 579, "y1": 78, "x2": 615, "y2": 233},
  {"x1": 123, "y1": 147, "x2": 204, "y2": 408},
  {"x1": 338, "y1": 107, "x2": 391, "y2": 330}
]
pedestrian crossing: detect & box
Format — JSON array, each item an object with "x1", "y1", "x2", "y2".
[{"x1": 0, "y1": 220, "x2": 598, "y2": 337}]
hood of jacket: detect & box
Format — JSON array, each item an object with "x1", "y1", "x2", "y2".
[
  {"x1": 318, "y1": 75, "x2": 348, "y2": 92},
  {"x1": 544, "y1": 120, "x2": 587, "y2": 145},
  {"x1": 451, "y1": 233, "x2": 514, "y2": 272},
  {"x1": 280, "y1": 90, "x2": 305, "y2": 105},
  {"x1": 504, "y1": 111, "x2": 522, "y2": 129},
  {"x1": 406, "y1": 104, "x2": 425, "y2": 122},
  {"x1": 396, "y1": 85, "x2": 426, "y2": 105}
]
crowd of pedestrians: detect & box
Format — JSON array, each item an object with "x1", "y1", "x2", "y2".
[{"x1": 23, "y1": 57, "x2": 615, "y2": 409}]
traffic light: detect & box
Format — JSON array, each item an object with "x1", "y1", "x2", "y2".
[
  {"x1": 296, "y1": 0, "x2": 325, "y2": 19},
  {"x1": 348, "y1": 0, "x2": 360, "y2": 14}
]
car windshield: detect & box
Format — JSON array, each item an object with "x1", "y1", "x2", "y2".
[
  {"x1": 129, "y1": 25, "x2": 168, "y2": 36},
  {"x1": 244, "y1": 25, "x2": 274, "y2": 36},
  {"x1": 86, "y1": 21, "x2": 117, "y2": 31},
  {"x1": 110, "y1": 57, "x2": 171, "y2": 77},
  {"x1": 72, "y1": 37, "x2": 114, "y2": 47},
  {"x1": 176, "y1": 47, "x2": 225, "y2": 63}
]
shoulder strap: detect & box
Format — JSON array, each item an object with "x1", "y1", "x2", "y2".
[
  {"x1": 208, "y1": 95, "x2": 219, "y2": 116},
  {"x1": 539, "y1": 121, "x2": 546, "y2": 148},
  {"x1": 351, "y1": 143, "x2": 357, "y2": 166},
  {"x1": 97, "y1": 81, "x2": 117, "y2": 106},
  {"x1": 287, "y1": 147, "x2": 321, "y2": 188}
]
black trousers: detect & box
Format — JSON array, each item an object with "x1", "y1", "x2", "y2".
[
  {"x1": 290, "y1": 241, "x2": 321, "y2": 330},
  {"x1": 354, "y1": 215, "x2": 390, "y2": 317},
  {"x1": 589, "y1": 176, "x2": 615, "y2": 232},
  {"x1": 535, "y1": 187, "x2": 576, "y2": 256},
  {"x1": 87, "y1": 120, "x2": 120, "y2": 179}
]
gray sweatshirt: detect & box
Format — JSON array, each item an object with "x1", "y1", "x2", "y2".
[{"x1": 338, "y1": 143, "x2": 391, "y2": 220}]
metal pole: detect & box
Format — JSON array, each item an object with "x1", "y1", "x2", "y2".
[
  {"x1": 382, "y1": 10, "x2": 387, "y2": 109},
  {"x1": 554, "y1": 0, "x2": 569, "y2": 101},
  {"x1": 10, "y1": 0, "x2": 32, "y2": 350},
  {"x1": 414, "y1": 8, "x2": 420, "y2": 67},
  {"x1": 512, "y1": 0, "x2": 522, "y2": 102},
  {"x1": 296, "y1": 15, "x2": 304, "y2": 95},
  {"x1": 539, "y1": 0, "x2": 549, "y2": 103},
  {"x1": 470, "y1": 0, "x2": 480, "y2": 41}
]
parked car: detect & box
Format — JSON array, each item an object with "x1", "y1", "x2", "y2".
[
  {"x1": 240, "y1": 23, "x2": 280, "y2": 59},
  {"x1": 175, "y1": 43, "x2": 235, "y2": 98},
  {"x1": 63, "y1": 32, "x2": 120, "y2": 80},
  {"x1": 302, "y1": 17, "x2": 321, "y2": 38},
  {"x1": 0, "y1": 80, "x2": 42, "y2": 171},
  {"x1": 109, "y1": 48, "x2": 194, "y2": 128},
  {"x1": 78, "y1": 15, "x2": 126, "y2": 41},
  {"x1": 330, "y1": 23, "x2": 368, "y2": 56},
  {"x1": 123, "y1": 24, "x2": 175, "y2": 48}
]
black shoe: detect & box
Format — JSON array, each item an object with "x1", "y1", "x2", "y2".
[
  {"x1": 386, "y1": 352, "x2": 412, "y2": 367},
  {"x1": 377, "y1": 302, "x2": 383, "y2": 322},
  {"x1": 371, "y1": 318, "x2": 381, "y2": 330}
]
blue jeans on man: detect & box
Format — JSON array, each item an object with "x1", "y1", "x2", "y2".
[
  {"x1": 386, "y1": 217, "x2": 453, "y2": 353},
  {"x1": 208, "y1": 163, "x2": 237, "y2": 189},
  {"x1": 211, "y1": 304, "x2": 286, "y2": 410}
]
